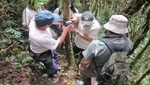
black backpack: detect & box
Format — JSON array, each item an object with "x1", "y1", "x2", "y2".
[{"x1": 94, "y1": 37, "x2": 130, "y2": 85}]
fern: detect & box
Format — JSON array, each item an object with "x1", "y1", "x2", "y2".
[{"x1": 5, "y1": 27, "x2": 22, "y2": 39}]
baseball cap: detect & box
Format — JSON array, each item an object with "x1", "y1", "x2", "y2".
[
  {"x1": 53, "y1": 13, "x2": 61, "y2": 22},
  {"x1": 81, "y1": 11, "x2": 94, "y2": 25},
  {"x1": 35, "y1": 10, "x2": 61, "y2": 26}
]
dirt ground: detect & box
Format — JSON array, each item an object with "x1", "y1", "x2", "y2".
[{"x1": 0, "y1": 54, "x2": 79, "y2": 85}]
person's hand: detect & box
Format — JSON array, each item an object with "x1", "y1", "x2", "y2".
[
  {"x1": 79, "y1": 64, "x2": 86, "y2": 71},
  {"x1": 69, "y1": 24, "x2": 79, "y2": 33},
  {"x1": 62, "y1": 24, "x2": 71, "y2": 33},
  {"x1": 79, "y1": 66, "x2": 85, "y2": 71}
]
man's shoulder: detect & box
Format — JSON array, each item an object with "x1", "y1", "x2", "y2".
[
  {"x1": 91, "y1": 39, "x2": 106, "y2": 46},
  {"x1": 74, "y1": 8, "x2": 79, "y2": 13},
  {"x1": 53, "y1": 7, "x2": 60, "y2": 14},
  {"x1": 92, "y1": 19, "x2": 101, "y2": 28},
  {"x1": 54, "y1": 7, "x2": 59, "y2": 10}
]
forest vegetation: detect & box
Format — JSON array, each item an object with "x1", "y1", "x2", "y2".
[{"x1": 0, "y1": 0, "x2": 150, "y2": 85}]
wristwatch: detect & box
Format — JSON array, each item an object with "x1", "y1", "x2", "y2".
[{"x1": 76, "y1": 31, "x2": 80, "y2": 34}]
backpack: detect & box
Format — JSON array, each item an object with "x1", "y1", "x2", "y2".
[{"x1": 95, "y1": 37, "x2": 130, "y2": 85}]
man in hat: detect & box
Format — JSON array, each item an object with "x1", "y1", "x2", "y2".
[
  {"x1": 28, "y1": 10, "x2": 70, "y2": 84},
  {"x1": 70, "y1": 11, "x2": 101, "y2": 65},
  {"x1": 78, "y1": 15, "x2": 133, "y2": 85}
]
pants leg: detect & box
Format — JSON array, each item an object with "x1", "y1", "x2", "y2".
[
  {"x1": 73, "y1": 44, "x2": 84, "y2": 65},
  {"x1": 73, "y1": 44, "x2": 84, "y2": 58},
  {"x1": 44, "y1": 58, "x2": 58, "y2": 77},
  {"x1": 43, "y1": 50, "x2": 59, "y2": 77},
  {"x1": 81, "y1": 75, "x2": 91, "y2": 85}
]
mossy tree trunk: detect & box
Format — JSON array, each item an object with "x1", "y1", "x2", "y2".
[
  {"x1": 62, "y1": 0, "x2": 75, "y2": 66},
  {"x1": 121, "y1": 0, "x2": 150, "y2": 84},
  {"x1": 135, "y1": 69, "x2": 150, "y2": 85},
  {"x1": 125, "y1": 1, "x2": 150, "y2": 57},
  {"x1": 122, "y1": 0, "x2": 150, "y2": 16}
]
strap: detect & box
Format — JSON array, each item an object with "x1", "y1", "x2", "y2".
[{"x1": 100, "y1": 37, "x2": 129, "y2": 53}]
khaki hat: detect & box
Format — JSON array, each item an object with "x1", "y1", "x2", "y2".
[{"x1": 104, "y1": 15, "x2": 128, "y2": 34}]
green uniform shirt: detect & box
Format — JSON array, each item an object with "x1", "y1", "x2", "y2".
[{"x1": 81, "y1": 36, "x2": 133, "y2": 77}]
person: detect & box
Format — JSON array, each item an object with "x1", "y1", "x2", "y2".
[
  {"x1": 50, "y1": 13, "x2": 62, "y2": 39},
  {"x1": 70, "y1": 11, "x2": 101, "y2": 65},
  {"x1": 22, "y1": 1, "x2": 37, "y2": 29},
  {"x1": 37, "y1": 2, "x2": 61, "y2": 39},
  {"x1": 79, "y1": 15, "x2": 133, "y2": 85},
  {"x1": 53, "y1": 0, "x2": 79, "y2": 16},
  {"x1": 28, "y1": 10, "x2": 70, "y2": 84}
]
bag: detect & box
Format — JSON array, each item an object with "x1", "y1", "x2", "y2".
[{"x1": 96, "y1": 37, "x2": 130, "y2": 85}]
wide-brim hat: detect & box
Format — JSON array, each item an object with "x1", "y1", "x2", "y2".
[
  {"x1": 35, "y1": 10, "x2": 60, "y2": 26},
  {"x1": 104, "y1": 15, "x2": 128, "y2": 34}
]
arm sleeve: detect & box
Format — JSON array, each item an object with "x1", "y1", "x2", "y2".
[
  {"x1": 89, "y1": 28, "x2": 100, "y2": 39},
  {"x1": 82, "y1": 40, "x2": 107, "y2": 61},
  {"x1": 82, "y1": 40, "x2": 97, "y2": 60},
  {"x1": 88, "y1": 21, "x2": 101, "y2": 38},
  {"x1": 53, "y1": 8, "x2": 60, "y2": 14},
  {"x1": 75, "y1": 8, "x2": 79, "y2": 13},
  {"x1": 22, "y1": 9, "x2": 26, "y2": 25}
]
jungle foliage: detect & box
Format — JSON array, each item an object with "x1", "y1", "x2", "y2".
[{"x1": 0, "y1": 0, "x2": 150, "y2": 85}]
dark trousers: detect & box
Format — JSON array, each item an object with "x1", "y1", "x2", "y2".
[
  {"x1": 73, "y1": 44, "x2": 84, "y2": 66},
  {"x1": 29, "y1": 48, "x2": 58, "y2": 77}
]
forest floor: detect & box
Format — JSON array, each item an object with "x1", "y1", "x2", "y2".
[{"x1": 0, "y1": 51, "x2": 81, "y2": 85}]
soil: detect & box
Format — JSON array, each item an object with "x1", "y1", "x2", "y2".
[{"x1": 0, "y1": 54, "x2": 79, "y2": 85}]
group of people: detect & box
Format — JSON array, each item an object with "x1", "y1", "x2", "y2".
[{"x1": 22, "y1": 0, "x2": 133, "y2": 85}]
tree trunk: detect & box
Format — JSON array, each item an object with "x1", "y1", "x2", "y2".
[
  {"x1": 130, "y1": 38, "x2": 150, "y2": 69},
  {"x1": 128, "y1": 8, "x2": 150, "y2": 56},
  {"x1": 135, "y1": 69, "x2": 150, "y2": 85},
  {"x1": 122, "y1": 0, "x2": 148, "y2": 15},
  {"x1": 62, "y1": 0, "x2": 75, "y2": 66}
]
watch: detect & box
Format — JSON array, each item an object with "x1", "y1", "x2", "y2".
[{"x1": 76, "y1": 31, "x2": 80, "y2": 34}]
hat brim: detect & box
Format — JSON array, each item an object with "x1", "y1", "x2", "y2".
[
  {"x1": 52, "y1": 13, "x2": 60, "y2": 23},
  {"x1": 104, "y1": 22, "x2": 128, "y2": 34},
  {"x1": 81, "y1": 20, "x2": 93, "y2": 25}
]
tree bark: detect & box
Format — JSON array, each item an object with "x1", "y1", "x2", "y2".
[
  {"x1": 135, "y1": 69, "x2": 150, "y2": 85},
  {"x1": 130, "y1": 38, "x2": 150, "y2": 69},
  {"x1": 122, "y1": 0, "x2": 148, "y2": 15},
  {"x1": 128, "y1": 8, "x2": 150, "y2": 56},
  {"x1": 62, "y1": 0, "x2": 75, "y2": 66}
]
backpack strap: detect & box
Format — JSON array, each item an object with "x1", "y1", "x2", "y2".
[{"x1": 100, "y1": 37, "x2": 129, "y2": 53}]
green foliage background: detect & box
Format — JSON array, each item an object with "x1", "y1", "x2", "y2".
[{"x1": 0, "y1": 0, "x2": 149, "y2": 85}]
